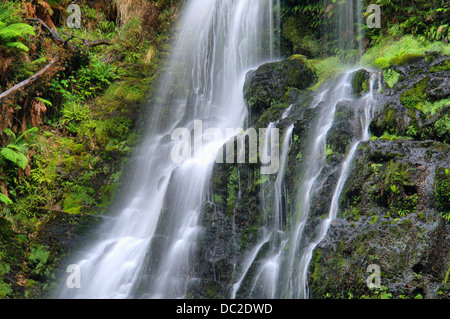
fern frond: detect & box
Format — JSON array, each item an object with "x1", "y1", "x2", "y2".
[
  {"x1": 2, "y1": 128, "x2": 16, "y2": 140},
  {"x1": 0, "y1": 147, "x2": 28, "y2": 169},
  {"x1": 0, "y1": 23, "x2": 35, "y2": 40},
  {"x1": 35, "y1": 97, "x2": 53, "y2": 106},
  {"x1": 0, "y1": 193, "x2": 13, "y2": 206},
  {"x1": 6, "y1": 41, "x2": 29, "y2": 52},
  {"x1": 16, "y1": 127, "x2": 39, "y2": 144}
]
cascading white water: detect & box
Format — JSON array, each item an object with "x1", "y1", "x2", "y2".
[
  {"x1": 283, "y1": 73, "x2": 355, "y2": 299},
  {"x1": 230, "y1": 122, "x2": 293, "y2": 299},
  {"x1": 229, "y1": 0, "x2": 375, "y2": 299},
  {"x1": 294, "y1": 72, "x2": 379, "y2": 299},
  {"x1": 57, "y1": 0, "x2": 280, "y2": 299},
  {"x1": 230, "y1": 70, "x2": 379, "y2": 299}
]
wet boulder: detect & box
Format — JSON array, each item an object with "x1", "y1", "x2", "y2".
[{"x1": 243, "y1": 56, "x2": 317, "y2": 125}]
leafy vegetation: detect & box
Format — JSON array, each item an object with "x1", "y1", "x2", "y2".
[{"x1": 0, "y1": 0, "x2": 182, "y2": 298}]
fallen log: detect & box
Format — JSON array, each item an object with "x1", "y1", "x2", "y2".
[{"x1": 0, "y1": 57, "x2": 59, "y2": 103}]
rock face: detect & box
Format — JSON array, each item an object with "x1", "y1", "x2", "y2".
[
  {"x1": 309, "y1": 53, "x2": 450, "y2": 299},
  {"x1": 309, "y1": 140, "x2": 450, "y2": 299},
  {"x1": 243, "y1": 56, "x2": 317, "y2": 126},
  {"x1": 192, "y1": 53, "x2": 450, "y2": 299}
]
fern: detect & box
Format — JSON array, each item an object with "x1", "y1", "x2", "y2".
[
  {"x1": 0, "y1": 22, "x2": 35, "y2": 52},
  {"x1": 0, "y1": 147, "x2": 28, "y2": 170},
  {"x1": 34, "y1": 97, "x2": 53, "y2": 107},
  {"x1": 6, "y1": 41, "x2": 30, "y2": 52},
  {"x1": 0, "y1": 193, "x2": 12, "y2": 206},
  {"x1": 0, "y1": 23, "x2": 35, "y2": 39},
  {"x1": 15, "y1": 127, "x2": 39, "y2": 144},
  {"x1": 0, "y1": 127, "x2": 37, "y2": 170}
]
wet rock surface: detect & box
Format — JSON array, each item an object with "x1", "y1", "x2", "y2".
[{"x1": 309, "y1": 52, "x2": 449, "y2": 299}]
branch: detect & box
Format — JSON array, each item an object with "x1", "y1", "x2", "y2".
[
  {"x1": 0, "y1": 57, "x2": 59, "y2": 103},
  {"x1": 0, "y1": 19, "x2": 112, "y2": 102},
  {"x1": 27, "y1": 18, "x2": 111, "y2": 50},
  {"x1": 27, "y1": 18, "x2": 76, "y2": 50}
]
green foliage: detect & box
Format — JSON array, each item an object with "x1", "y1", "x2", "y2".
[
  {"x1": 0, "y1": 127, "x2": 38, "y2": 170},
  {"x1": 381, "y1": 161, "x2": 418, "y2": 217},
  {"x1": 0, "y1": 193, "x2": 13, "y2": 206},
  {"x1": 0, "y1": 253, "x2": 12, "y2": 297},
  {"x1": 383, "y1": 69, "x2": 400, "y2": 88},
  {"x1": 75, "y1": 59, "x2": 120, "y2": 98},
  {"x1": 430, "y1": 60, "x2": 450, "y2": 73},
  {"x1": 434, "y1": 115, "x2": 450, "y2": 141},
  {"x1": 0, "y1": 22, "x2": 35, "y2": 52},
  {"x1": 361, "y1": 286, "x2": 393, "y2": 299},
  {"x1": 423, "y1": 99, "x2": 450, "y2": 115},
  {"x1": 63, "y1": 183, "x2": 95, "y2": 214},
  {"x1": 361, "y1": 34, "x2": 450, "y2": 69},
  {"x1": 367, "y1": 0, "x2": 450, "y2": 44},
  {"x1": 227, "y1": 166, "x2": 239, "y2": 215},
  {"x1": 1, "y1": 146, "x2": 28, "y2": 170},
  {"x1": 0, "y1": 2, "x2": 34, "y2": 52},
  {"x1": 400, "y1": 78, "x2": 428, "y2": 111},
  {"x1": 28, "y1": 245, "x2": 50, "y2": 276},
  {"x1": 281, "y1": 1, "x2": 325, "y2": 57},
  {"x1": 309, "y1": 57, "x2": 345, "y2": 90},
  {"x1": 60, "y1": 102, "x2": 91, "y2": 134},
  {"x1": 282, "y1": 16, "x2": 321, "y2": 58}
]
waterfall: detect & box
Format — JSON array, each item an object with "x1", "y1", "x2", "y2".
[
  {"x1": 230, "y1": 0, "x2": 377, "y2": 299},
  {"x1": 293, "y1": 72, "x2": 379, "y2": 299},
  {"x1": 230, "y1": 70, "x2": 379, "y2": 299},
  {"x1": 324, "y1": 0, "x2": 364, "y2": 60},
  {"x1": 57, "y1": 0, "x2": 280, "y2": 299}
]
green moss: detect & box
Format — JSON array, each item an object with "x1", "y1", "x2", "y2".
[
  {"x1": 372, "y1": 131, "x2": 411, "y2": 141},
  {"x1": 383, "y1": 69, "x2": 400, "y2": 88},
  {"x1": 62, "y1": 184, "x2": 95, "y2": 214},
  {"x1": 381, "y1": 161, "x2": 419, "y2": 217},
  {"x1": 310, "y1": 248, "x2": 322, "y2": 285},
  {"x1": 430, "y1": 60, "x2": 450, "y2": 73},
  {"x1": 351, "y1": 70, "x2": 370, "y2": 95},
  {"x1": 434, "y1": 115, "x2": 450, "y2": 142},
  {"x1": 282, "y1": 16, "x2": 321, "y2": 58},
  {"x1": 423, "y1": 98, "x2": 450, "y2": 115},
  {"x1": 309, "y1": 57, "x2": 345, "y2": 91},
  {"x1": 400, "y1": 78, "x2": 429, "y2": 111},
  {"x1": 374, "y1": 57, "x2": 391, "y2": 69},
  {"x1": 361, "y1": 34, "x2": 450, "y2": 69},
  {"x1": 205, "y1": 281, "x2": 219, "y2": 299},
  {"x1": 390, "y1": 53, "x2": 425, "y2": 66},
  {"x1": 227, "y1": 166, "x2": 239, "y2": 215}
]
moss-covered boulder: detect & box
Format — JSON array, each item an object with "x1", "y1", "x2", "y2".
[
  {"x1": 351, "y1": 69, "x2": 370, "y2": 96},
  {"x1": 244, "y1": 56, "x2": 317, "y2": 125},
  {"x1": 371, "y1": 53, "x2": 450, "y2": 143}
]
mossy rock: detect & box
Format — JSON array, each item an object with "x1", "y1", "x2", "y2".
[
  {"x1": 390, "y1": 53, "x2": 425, "y2": 67},
  {"x1": 400, "y1": 77, "x2": 429, "y2": 111},
  {"x1": 351, "y1": 69, "x2": 370, "y2": 95},
  {"x1": 244, "y1": 57, "x2": 317, "y2": 123},
  {"x1": 435, "y1": 168, "x2": 450, "y2": 218},
  {"x1": 430, "y1": 59, "x2": 450, "y2": 73}
]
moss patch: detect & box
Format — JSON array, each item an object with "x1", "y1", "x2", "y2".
[{"x1": 400, "y1": 77, "x2": 429, "y2": 111}]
